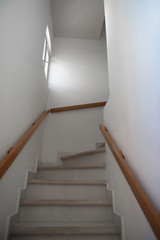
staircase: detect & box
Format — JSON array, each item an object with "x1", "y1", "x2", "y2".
[{"x1": 9, "y1": 146, "x2": 121, "y2": 240}]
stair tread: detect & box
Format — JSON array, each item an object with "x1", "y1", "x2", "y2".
[
  {"x1": 28, "y1": 179, "x2": 106, "y2": 186},
  {"x1": 20, "y1": 199, "x2": 112, "y2": 206},
  {"x1": 9, "y1": 147, "x2": 121, "y2": 239},
  {"x1": 37, "y1": 164, "x2": 106, "y2": 170},
  {"x1": 61, "y1": 148, "x2": 106, "y2": 161},
  {"x1": 11, "y1": 225, "x2": 120, "y2": 235},
  {"x1": 13, "y1": 222, "x2": 114, "y2": 227}
]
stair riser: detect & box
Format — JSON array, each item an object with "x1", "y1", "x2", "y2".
[
  {"x1": 36, "y1": 169, "x2": 105, "y2": 181},
  {"x1": 26, "y1": 185, "x2": 107, "y2": 200},
  {"x1": 19, "y1": 206, "x2": 113, "y2": 223},
  {"x1": 62, "y1": 154, "x2": 105, "y2": 166},
  {"x1": 10, "y1": 235, "x2": 120, "y2": 240}
]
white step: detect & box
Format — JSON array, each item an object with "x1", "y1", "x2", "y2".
[
  {"x1": 9, "y1": 145, "x2": 121, "y2": 240},
  {"x1": 10, "y1": 226, "x2": 120, "y2": 240},
  {"x1": 10, "y1": 235, "x2": 120, "y2": 240},
  {"x1": 36, "y1": 165, "x2": 105, "y2": 181},
  {"x1": 37, "y1": 164, "x2": 106, "y2": 170},
  {"x1": 20, "y1": 199, "x2": 112, "y2": 207},
  {"x1": 11, "y1": 222, "x2": 113, "y2": 227},
  {"x1": 26, "y1": 183, "x2": 107, "y2": 200},
  {"x1": 61, "y1": 148, "x2": 106, "y2": 166},
  {"x1": 61, "y1": 148, "x2": 106, "y2": 160},
  {"x1": 18, "y1": 204, "x2": 113, "y2": 224},
  {"x1": 28, "y1": 179, "x2": 106, "y2": 185}
]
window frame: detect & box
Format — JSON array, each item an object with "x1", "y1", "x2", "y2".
[{"x1": 42, "y1": 35, "x2": 50, "y2": 79}]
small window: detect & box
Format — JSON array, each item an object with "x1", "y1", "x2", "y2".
[{"x1": 42, "y1": 27, "x2": 51, "y2": 79}]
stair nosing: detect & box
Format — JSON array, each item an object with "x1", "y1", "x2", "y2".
[
  {"x1": 60, "y1": 148, "x2": 106, "y2": 161},
  {"x1": 28, "y1": 179, "x2": 106, "y2": 186}
]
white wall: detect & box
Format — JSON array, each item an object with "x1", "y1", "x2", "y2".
[
  {"x1": 105, "y1": 145, "x2": 156, "y2": 240},
  {"x1": 41, "y1": 33, "x2": 109, "y2": 162},
  {"x1": 0, "y1": 0, "x2": 53, "y2": 239},
  {"x1": 42, "y1": 108, "x2": 104, "y2": 163},
  {"x1": 104, "y1": 0, "x2": 160, "y2": 239},
  {"x1": 47, "y1": 33, "x2": 109, "y2": 108}
]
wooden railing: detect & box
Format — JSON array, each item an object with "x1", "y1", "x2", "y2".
[
  {"x1": 0, "y1": 111, "x2": 49, "y2": 179},
  {"x1": 99, "y1": 124, "x2": 160, "y2": 240},
  {"x1": 50, "y1": 102, "x2": 107, "y2": 113},
  {"x1": 0, "y1": 103, "x2": 107, "y2": 180}
]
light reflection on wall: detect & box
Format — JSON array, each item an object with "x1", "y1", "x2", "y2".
[{"x1": 48, "y1": 59, "x2": 73, "y2": 90}]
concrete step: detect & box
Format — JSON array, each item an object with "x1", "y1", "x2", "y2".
[
  {"x1": 18, "y1": 204, "x2": 113, "y2": 223},
  {"x1": 10, "y1": 235, "x2": 120, "y2": 240},
  {"x1": 20, "y1": 199, "x2": 112, "y2": 207},
  {"x1": 61, "y1": 148, "x2": 106, "y2": 160},
  {"x1": 37, "y1": 164, "x2": 106, "y2": 170},
  {"x1": 9, "y1": 145, "x2": 121, "y2": 240},
  {"x1": 26, "y1": 183, "x2": 107, "y2": 200},
  {"x1": 28, "y1": 179, "x2": 106, "y2": 186},
  {"x1": 36, "y1": 165, "x2": 105, "y2": 181},
  {"x1": 10, "y1": 225, "x2": 120, "y2": 240},
  {"x1": 61, "y1": 148, "x2": 106, "y2": 166},
  {"x1": 11, "y1": 222, "x2": 114, "y2": 227}
]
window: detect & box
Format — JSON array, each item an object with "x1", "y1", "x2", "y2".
[{"x1": 42, "y1": 27, "x2": 51, "y2": 79}]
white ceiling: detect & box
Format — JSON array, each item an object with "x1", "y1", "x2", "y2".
[{"x1": 51, "y1": 0, "x2": 104, "y2": 40}]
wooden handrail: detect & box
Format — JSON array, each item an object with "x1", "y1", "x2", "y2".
[
  {"x1": 50, "y1": 102, "x2": 107, "y2": 113},
  {"x1": 99, "y1": 124, "x2": 160, "y2": 239},
  {"x1": 0, "y1": 111, "x2": 49, "y2": 179}
]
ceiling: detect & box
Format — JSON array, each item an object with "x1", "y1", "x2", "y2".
[{"x1": 51, "y1": 0, "x2": 104, "y2": 40}]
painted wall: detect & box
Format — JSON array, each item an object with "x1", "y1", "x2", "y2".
[
  {"x1": 105, "y1": 145, "x2": 156, "y2": 240},
  {"x1": 42, "y1": 108, "x2": 105, "y2": 163},
  {"x1": 47, "y1": 33, "x2": 109, "y2": 108},
  {"x1": 0, "y1": 0, "x2": 53, "y2": 239},
  {"x1": 41, "y1": 34, "x2": 109, "y2": 162},
  {"x1": 104, "y1": 0, "x2": 160, "y2": 239}
]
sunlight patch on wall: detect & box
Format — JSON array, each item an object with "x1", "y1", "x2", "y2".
[{"x1": 48, "y1": 59, "x2": 75, "y2": 91}]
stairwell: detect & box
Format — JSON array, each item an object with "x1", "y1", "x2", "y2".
[{"x1": 9, "y1": 146, "x2": 121, "y2": 240}]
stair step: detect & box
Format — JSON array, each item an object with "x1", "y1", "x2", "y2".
[
  {"x1": 28, "y1": 179, "x2": 106, "y2": 186},
  {"x1": 61, "y1": 148, "x2": 106, "y2": 161},
  {"x1": 10, "y1": 234, "x2": 120, "y2": 240},
  {"x1": 12, "y1": 222, "x2": 113, "y2": 227},
  {"x1": 11, "y1": 225, "x2": 120, "y2": 236},
  {"x1": 18, "y1": 205, "x2": 112, "y2": 223},
  {"x1": 36, "y1": 167, "x2": 105, "y2": 181},
  {"x1": 37, "y1": 164, "x2": 106, "y2": 170},
  {"x1": 61, "y1": 150, "x2": 105, "y2": 167},
  {"x1": 26, "y1": 184, "x2": 107, "y2": 200},
  {"x1": 9, "y1": 146, "x2": 121, "y2": 240},
  {"x1": 20, "y1": 199, "x2": 112, "y2": 207}
]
